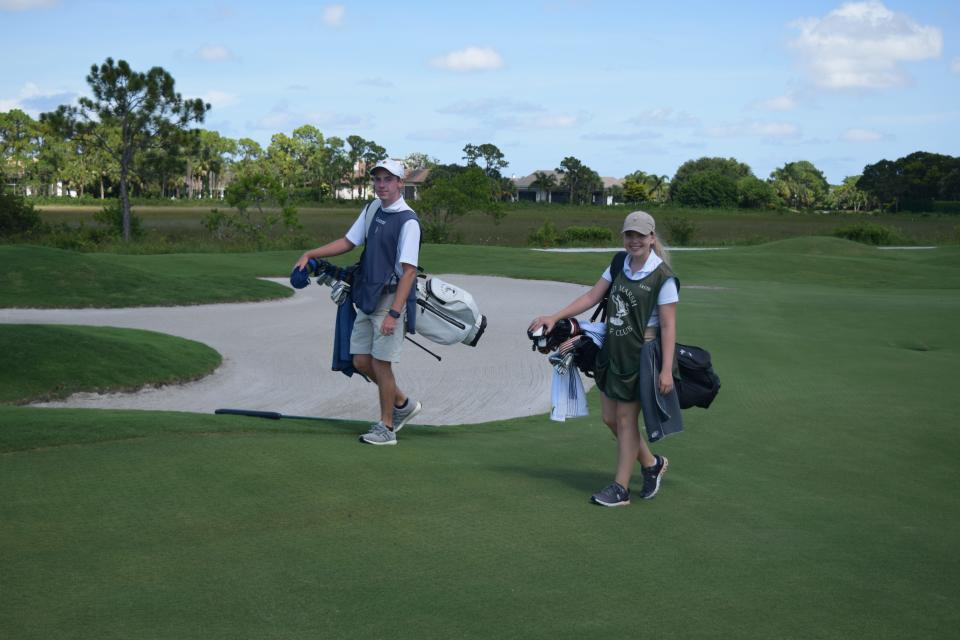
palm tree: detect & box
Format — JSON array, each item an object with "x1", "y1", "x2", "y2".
[
  {"x1": 530, "y1": 170, "x2": 557, "y2": 203},
  {"x1": 646, "y1": 174, "x2": 669, "y2": 202}
]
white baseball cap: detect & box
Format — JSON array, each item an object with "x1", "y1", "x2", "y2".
[
  {"x1": 370, "y1": 159, "x2": 405, "y2": 180},
  {"x1": 622, "y1": 210, "x2": 656, "y2": 235}
]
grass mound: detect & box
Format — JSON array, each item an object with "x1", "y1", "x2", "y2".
[
  {"x1": 677, "y1": 237, "x2": 960, "y2": 289},
  {"x1": 741, "y1": 235, "x2": 882, "y2": 256},
  {"x1": 0, "y1": 324, "x2": 222, "y2": 404},
  {"x1": 0, "y1": 245, "x2": 292, "y2": 308}
]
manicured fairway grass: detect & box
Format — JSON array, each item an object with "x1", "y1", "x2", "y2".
[
  {"x1": 0, "y1": 324, "x2": 221, "y2": 404},
  {"x1": 1, "y1": 239, "x2": 959, "y2": 639}
]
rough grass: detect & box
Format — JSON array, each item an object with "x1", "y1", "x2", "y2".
[
  {"x1": 7, "y1": 239, "x2": 957, "y2": 309},
  {"x1": 35, "y1": 201, "x2": 960, "y2": 249},
  {"x1": 1, "y1": 238, "x2": 959, "y2": 639}
]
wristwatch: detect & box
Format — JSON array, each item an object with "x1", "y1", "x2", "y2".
[{"x1": 388, "y1": 309, "x2": 401, "y2": 319}]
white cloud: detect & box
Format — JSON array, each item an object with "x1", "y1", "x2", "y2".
[
  {"x1": 306, "y1": 110, "x2": 371, "y2": 128},
  {"x1": 866, "y1": 110, "x2": 960, "y2": 126},
  {"x1": 196, "y1": 45, "x2": 236, "y2": 62},
  {"x1": 626, "y1": 108, "x2": 698, "y2": 128},
  {"x1": 407, "y1": 128, "x2": 485, "y2": 143},
  {"x1": 323, "y1": 4, "x2": 345, "y2": 27},
  {"x1": 703, "y1": 120, "x2": 800, "y2": 139},
  {"x1": 582, "y1": 131, "x2": 663, "y2": 142},
  {"x1": 438, "y1": 98, "x2": 543, "y2": 116},
  {"x1": 840, "y1": 127, "x2": 883, "y2": 142},
  {"x1": 0, "y1": 82, "x2": 74, "y2": 115},
  {"x1": 790, "y1": 1, "x2": 942, "y2": 90},
  {"x1": 952, "y1": 57, "x2": 960, "y2": 74},
  {"x1": 0, "y1": 0, "x2": 58, "y2": 11},
  {"x1": 430, "y1": 47, "x2": 504, "y2": 72},
  {"x1": 201, "y1": 90, "x2": 237, "y2": 109},
  {"x1": 435, "y1": 97, "x2": 581, "y2": 131},
  {"x1": 753, "y1": 95, "x2": 797, "y2": 112},
  {"x1": 533, "y1": 114, "x2": 579, "y2": 128},
  {"x1": 251, "y1": 103, "x2": 370, "y2": 131}
]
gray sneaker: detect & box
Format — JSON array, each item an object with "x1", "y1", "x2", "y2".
[
  {"x1": 359, "y1": 421, "x2": 397, "y2": 446},
  {"x1": 392, "y1": 399, "x2": 422, "y2": 432},
  {"x1": 590, "y1": 482, "x2": 631, "y2": 507}
]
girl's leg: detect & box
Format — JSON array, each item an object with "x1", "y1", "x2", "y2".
[
  {"x1": 601, "y1": 394, "x2": 656, "y2": 470},
  {"x1": 613, "y1": 400, "x2": 645, "y2": 488}
]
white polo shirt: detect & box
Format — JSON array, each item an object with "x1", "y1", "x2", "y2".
[
  {"x1": 601, "y1": 251, "x2": 679, "y2": 327},
  {"x1": 345, "y1": 197, "x2": 421, "y2": 276}
]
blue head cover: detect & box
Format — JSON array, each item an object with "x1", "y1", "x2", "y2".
[{"x1": 290, "y1": 264, "x2": 311, "y2": 289}]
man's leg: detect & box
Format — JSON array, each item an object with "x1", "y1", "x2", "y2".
[
  {"x1": 370, "y1": 357, "x2": 398, "y2": 427},
  {"x1": 352, "y1": 354, "x2": 409, "y2": 422}
]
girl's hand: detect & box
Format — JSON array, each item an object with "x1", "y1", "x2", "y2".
[
  {"x1": 658, "y1": 369, "x2": 674, "y2": 395},
  {"x1": 528, "y1": 316, "x2": 555, "y2": 335}
]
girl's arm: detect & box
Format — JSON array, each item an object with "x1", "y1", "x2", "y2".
[
  {"x1": 529, "y1": 278, "x2": 609, "y2": 334},
  {"x1": 658, "y1": 302, "x2": 677, "y2": 395}
]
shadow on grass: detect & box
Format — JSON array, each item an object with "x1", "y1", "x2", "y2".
[
  {"x1": 278, "y1": 416, "x2": 459, "y2": 440},
  {"x1": 493, "y1": 464, "x2": 609, "y2": 494}
]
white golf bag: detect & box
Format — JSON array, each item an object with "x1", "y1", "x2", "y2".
[{"x1": 414, "y1": 276, "x2": 487, "y2": 347}]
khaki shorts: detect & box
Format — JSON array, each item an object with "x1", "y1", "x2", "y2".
[{"x1": 350, "y1": 293, "x2": 405, "y2": 363}]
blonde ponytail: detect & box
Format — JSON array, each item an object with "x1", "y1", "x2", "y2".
[{"x1": 653, "y1": 235, "x2": 671, "y2": 267}]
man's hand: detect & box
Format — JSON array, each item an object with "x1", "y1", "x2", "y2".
[{"x1": 380, "y1": 314, "x2": 398, "y2": 336}]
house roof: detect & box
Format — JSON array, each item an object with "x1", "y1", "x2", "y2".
[
  {"x1": 514, "y1": 171, "x2": 623, "y2": 191},
  {"x1": 513, "y1": 170, "x2": 561, "y2": 189},
  {"x1": 404, "y1": 168, "x2": 431, "y2": 184},
  {"x1": 601, "y1": 176, "x2": 623, "y2": 189}
]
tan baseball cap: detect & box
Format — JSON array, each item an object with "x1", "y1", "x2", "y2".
[{"x1": 622, "y1": 210, "x2": 655, "y2": 235}]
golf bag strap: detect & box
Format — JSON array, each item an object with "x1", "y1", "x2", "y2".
[
  {"x1": 591, "y1": 251, "x2": 628, "y2": 323},
  {"x1": 362, "y1": 199, "x2": 379, "y2": 238}
]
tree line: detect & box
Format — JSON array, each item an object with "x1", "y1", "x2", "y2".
[{"x1": 3, "y1": 57, "x2": 960, "y2": 242}]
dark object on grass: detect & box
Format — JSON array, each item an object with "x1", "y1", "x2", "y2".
[
  {"x1": 215, "y1": 408, "x2": 326, "y2": 421},
  {"x1": 674, "y1": 344, "x2": 721, "y2": 409}
]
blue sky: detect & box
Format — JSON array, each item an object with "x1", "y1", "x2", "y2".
[{"x1": 2, "y1": 0, "x2": 957, "y2": 183}]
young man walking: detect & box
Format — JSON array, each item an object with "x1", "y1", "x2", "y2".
[{"x1": 294, "y1": 159, "x2": 422, "y2": 445}]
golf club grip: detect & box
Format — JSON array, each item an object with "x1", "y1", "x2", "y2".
[{"x1": 215, "y1": 408, "x2": 282, "y2": 420}]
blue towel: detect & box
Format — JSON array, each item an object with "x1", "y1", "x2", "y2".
[{"x1": 332, "y1": 301, "x2": 360, "y2": 378}]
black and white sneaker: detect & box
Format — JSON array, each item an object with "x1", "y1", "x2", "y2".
[
  {"x1": 639, "y1": 455, "x2": 669, "y2": 499},
  {"x1": 590, "y1": 482, "x2": 631, "y2": 507}
]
